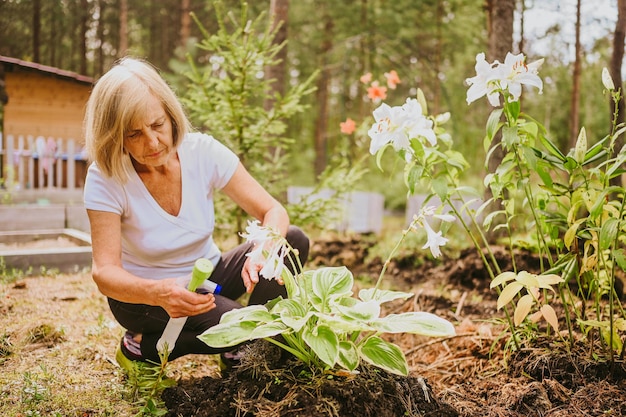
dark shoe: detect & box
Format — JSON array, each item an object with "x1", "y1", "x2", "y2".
[
  {"x1": 219, "y1": 347, "x2": 246, "y2": 372},
  {"x1": 115, "y1": 333, "x2": 176, "y2": 388},
  {"x1": 116, "y1": 331, "x2": 146, "y2": 374},
  {"x1": 119, "y1": 331, "x2": 144, "y2": 361}
]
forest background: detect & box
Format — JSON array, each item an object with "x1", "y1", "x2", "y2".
[{"x1": 0, "y1": 0, "x2": 623, "y2": 213}]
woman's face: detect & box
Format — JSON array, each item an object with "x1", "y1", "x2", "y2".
[{"x1": 123, "y1": 94, "x2": 175, "y2": 169}]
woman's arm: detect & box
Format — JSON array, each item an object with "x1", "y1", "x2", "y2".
[
  {"x1": 221, "y1": 162, "x2": 290, "y2": 291},
  {"x1": 87, "y1": 209, "x2": 216, "y2": 318},
  {"x1": 222, "y1": 163, "x2": 289, "y2": 235}
]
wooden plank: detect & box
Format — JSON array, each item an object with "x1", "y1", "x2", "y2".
[{"x1": 0, "y1": 205, "x2": 66, "y2": 231}]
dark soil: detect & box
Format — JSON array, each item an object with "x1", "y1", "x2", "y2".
[
  {"x1": 163, "y1": 340, "x2": 458, "y2": 417},
  {"x1": 163, "y1": 235, "x2": 626, "y2": 417}
]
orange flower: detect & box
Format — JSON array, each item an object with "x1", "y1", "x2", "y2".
[
  {"x1": 384, "y1": 70, "x2": 401, "y2": 89},
  {"x1": 367, "y1": 81, "x2": 387, "y2": 101},
  {"x1": 360, "y1": 72, "x2": 373, "y2": 84},
  {"x1": 340, "y1": 118, "x2": 357, "y2": 135}
]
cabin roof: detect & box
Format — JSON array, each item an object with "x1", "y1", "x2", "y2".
[{"x1": 0, "y1": 55, "x2": 93, "y2": 85}]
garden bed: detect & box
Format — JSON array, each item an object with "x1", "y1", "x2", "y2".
[{"x1": 0, "y1": 228, "x2": 92, "y2": 273}]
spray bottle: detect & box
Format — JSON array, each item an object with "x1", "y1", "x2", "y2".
[{"x1": 156, "y1": 258, "x2": 220, "y2": 356}]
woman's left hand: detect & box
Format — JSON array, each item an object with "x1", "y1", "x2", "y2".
[{"x1": 241, "y1": 256, "x2": 262, "y2": 293}]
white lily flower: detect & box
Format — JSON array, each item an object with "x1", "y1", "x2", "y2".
[
  {"x1": 421, "y1": 219, "x2": 448, "y2": 258},
  {"x1": 259, "y1": 244, "x2": 287, "y2": 280},
  {"x1": 368, "y1": 103, "x2": 410, "y2": 154},
  {"x1": 412, "y1": 205, "x2": 456, "y2": 258},
  {"x1": 500, "y1": 52, "x2": 544, "y2": 102},
  {"x1": 466, "y1": 52, "x2": 544, "y2": 107},
  {"x1": 368, "y1": 98, "x2": 439, "y2": 156},
  {"x1": 465, "y1": 52, "x2": 501, "y2": 106},
  {"x1": 401, "y1": 98, "x2": 437, "y2": 146},
  {"x1": 240, "y1": 220, "x2": 288, "y2": 281}
]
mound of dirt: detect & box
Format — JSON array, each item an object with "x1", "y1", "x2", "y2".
[{"x1": 162, "y1": 340, "x2": 459, "y2": 417}]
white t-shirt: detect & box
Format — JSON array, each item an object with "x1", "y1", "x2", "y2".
[{"x1": 84, "y1": 132, "x2": 239, "y2": 280}]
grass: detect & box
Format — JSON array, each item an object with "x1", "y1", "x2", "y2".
[{"x1": 0, "y1": 270, "x2": 221, "y2": 416}]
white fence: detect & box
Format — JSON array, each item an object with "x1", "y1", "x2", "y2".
[
  {"x1": 2, "y1": 133, "x2": 87, "y2": 191},
  {"x1": 287, "y1": 186, "x2": 385, "y2": 234}
]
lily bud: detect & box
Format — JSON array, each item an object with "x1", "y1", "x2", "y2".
[
  {"x1": 574, "y1": 127, "x2": 587, "y2": 164},
  {"x1": 602, "y1": 68, "x2": 615, "y2": 91}
]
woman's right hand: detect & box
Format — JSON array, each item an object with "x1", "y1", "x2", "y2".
[{"x1": 154, "y1": 278, "x2": 217, "y2": 318}]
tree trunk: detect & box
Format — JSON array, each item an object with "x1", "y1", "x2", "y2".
[
  {"x1": 610, "y1": 0, "x2": 626, "y2": 187},
  {"x1": 485, "y1": 0, "x2": 514, "y2": 242},
  {"x1": 265, "y1": 0, "x2": 289, "y2": 104},
  {"x1": 485, "y1": 0, "x2": 514, "y2": 176},
  {"x1": 119, "y1": 0, "x2": 128, "y2": 57},
  {"x1": 49, "y1": 2, "x2": 58, "y2": 67},
  {"x1": 180, "y1": 0, "x2": 191, "y2": 48},
  {"x1": 358, "y1": 0, "x2": 370, "y2": 122},
  {"x1": 433, "y1": 0, "x2": 443, "y2": 114},
  {"x1": 313, "y1": 10, "x2": 334, "y2": 177},
  {"x1": 264, "y1": 0, "x2": 289, "y2": 175},
  {"x1": 568, "y1": 0, "x2": 582, "y2": 150},
  {"x1": 95, "y1": 0, "x2": 106, "y2": 76},
  {"x1": 79, "y1": 0, "x2": 88, "y2": 75},
  {"x1": 33, "y1": 0, "x2": 41, "y2": 63},
  {"x1": 518, "y1": 0, "x2": 525, "y2": 54}
]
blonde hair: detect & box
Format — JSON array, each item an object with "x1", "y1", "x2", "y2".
[{"x1": 83, "y1": 57, "x2": 191, "y2": 183}]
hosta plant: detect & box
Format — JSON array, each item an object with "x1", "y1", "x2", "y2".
[{"x1": 199, "y1": 221, "x2": 456, "y2": 376}]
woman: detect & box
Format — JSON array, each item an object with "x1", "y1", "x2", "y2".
[{"x1": 83, "y1": 57, "x2": 309, "y2": 369}]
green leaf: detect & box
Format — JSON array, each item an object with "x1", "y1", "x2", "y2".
[
  {"x1": 337, "y1": 341, "x2": 359, "y2": 372},
  {"x1": 271, "y1": 299, "x2": 311, "y2": 332},
  {"x1": 564, "y1": 218, "x2": 586, "y2": 250},
  {"x1": 519, "y1": 121, "x2": 538, "y2": 138},
  {"x1": 375, "y1": 143, "x2": 392, "y2": 171},
  {"x1": 612, "y1": 249, "x2": 626, "y2": 272},
  {"x1": 502, "y1": 125, "x2": 519, "y2": 148},
  {"x1": 583, "y1": 135, "x2": 609, "y2": 164},
  {"x1": 405, "y1": 164, "x2": 424, "y2": 195},
  {"x1": 250, "y1": 322, "x2": 289, "y2": 339},
  {"x1": 485, "y1": 108, "x2": 504, "y2": 142},
  {"x1": 218, "y1": 305, "x2": 273, "y2": 324},
  {"x1": 483, "y1": 209, "x2": 505, "y2": 231},
  {"x1": 599, "y1": 218, "x2": 620, "y2": 251},
  {"x1": 359, "y1": 336, "x2": 409, "y2": 376},
  {"x1": 358, "y1": 288, "x2": 414, "y2": 303},
  {"x1": 410, "y1": 138, "x2": 426, "y2": 163},
  {"x1": 563, "y1": 156, "x2": 578, "y2": 171},
  {"x1": 313, "y1": 311, "x2": 375, "y2": 333},
  {"x1": 431, "y1": 176, "x2": 448, "y2": 201},
  {"x1": 371, "y1": 312, "x2": 455, "y2": 337},
  {"x1": 539, "y1": 134, "x2": 566, "y2": 161},
  {"x1": 336, "y1": 300, "x2": 381, "y2": 321},
  {"x1": 199, "y1": 321, "x2": 263, "y2": 348},
  {"x1": 302, "y1": 324, "x2": 339, "y2": 367},
  {"x1": 310, "y1": 266, "x2": 354, "y2": 311}
]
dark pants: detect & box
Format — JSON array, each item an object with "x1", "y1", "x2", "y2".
[{"x1": 108, "y1": 225, "x2": 309, "y2": 362}]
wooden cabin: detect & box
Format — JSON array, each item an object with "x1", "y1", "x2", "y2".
[{"x1": 0, "y1": 56, "x2": 93, "y2": 190}]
